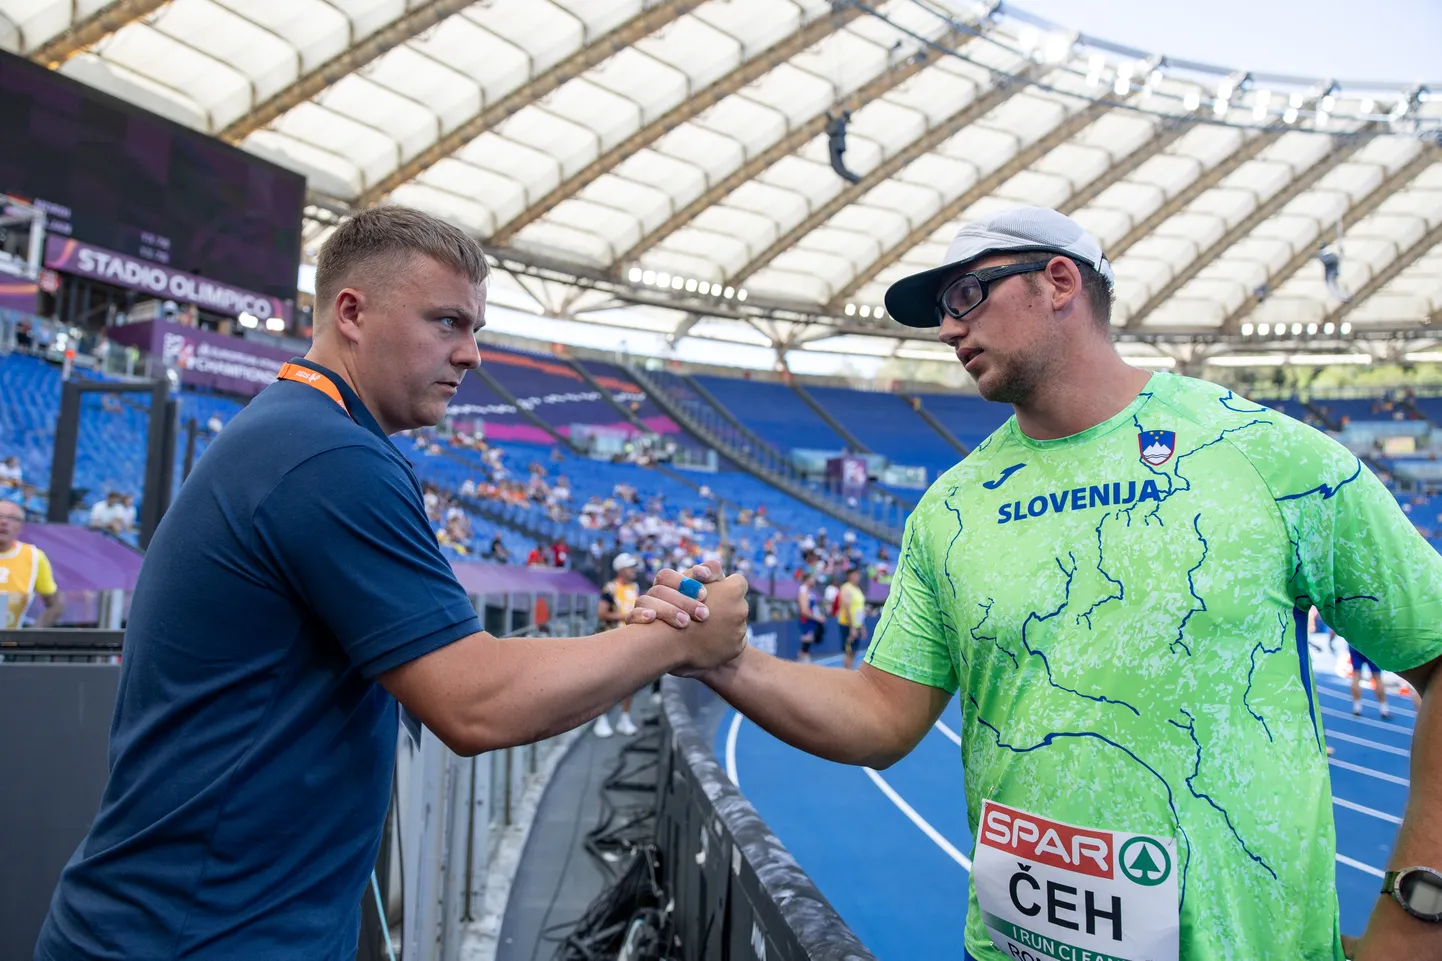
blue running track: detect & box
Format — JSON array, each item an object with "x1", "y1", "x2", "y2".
[{"x1": 716, "y1": 660, "x2": 1413, "y2": 960}]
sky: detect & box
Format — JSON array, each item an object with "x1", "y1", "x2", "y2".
[{"x1": 1007, "y1": 0, "x2": 1441, "y2": 87}]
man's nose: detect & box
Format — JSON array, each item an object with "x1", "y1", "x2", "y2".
[
  {"x1": 938, "y1": 315, "x2": 969, "y2": 345},
  {"x1": 455, "y1": 333, "x2": 481, "y2": 371}
]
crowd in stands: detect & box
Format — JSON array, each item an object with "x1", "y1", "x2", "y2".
[{"x1": 87, "y1": 491, "x2": 136, "y2": 536}]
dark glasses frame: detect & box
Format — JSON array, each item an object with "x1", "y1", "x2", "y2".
[{"x1": 936, "y1": 260, "x2": 1055, "y2": 322}]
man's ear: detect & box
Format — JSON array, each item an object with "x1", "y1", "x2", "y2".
[
  {"x1": 330, "y1": 288, "x2": 365, "y2": 345},
  {"x1": 1046, "y1": 257, "x2": 1083, "y2": 315}
]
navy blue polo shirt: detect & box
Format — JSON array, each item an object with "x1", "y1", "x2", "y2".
[{"x1": 36, "y1": 360, "x2": 480, "y2": 960}]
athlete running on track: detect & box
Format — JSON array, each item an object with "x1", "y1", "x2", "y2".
[{"x1": 636, "y1": 208, "x2": 1442, "y2": 961}]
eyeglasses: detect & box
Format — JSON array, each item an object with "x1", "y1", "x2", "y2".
[{"x1": 936, "y1": 261, "x2": 1052, "y2": 322}]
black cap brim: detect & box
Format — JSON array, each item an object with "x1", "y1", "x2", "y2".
[{"x1": 884, "y1": 262, "x2": 959, "y2": 329}]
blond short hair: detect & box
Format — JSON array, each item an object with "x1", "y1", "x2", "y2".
[{"x1": 314, "y1": 206, "x2": 489, "y2": 312}]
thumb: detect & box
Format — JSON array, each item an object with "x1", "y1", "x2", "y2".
[{"x1": 689, "y1": 559, "x2": 723, "y2": 582}]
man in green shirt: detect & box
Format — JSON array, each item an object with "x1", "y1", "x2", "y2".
[{"x1": 638, "y1": 208, "x2": 1442, "y2": 960}]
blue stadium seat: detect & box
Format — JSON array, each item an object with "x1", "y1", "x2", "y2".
[
  {"x1": 694, "y1": 376, "x2": 847, "y2": 454},
  {"x1": 804, "y1": 386, "x2": 961, "y2": 483},
  {"x1": 910, "y1": 391, "x2": 1014, "y2": 449}
]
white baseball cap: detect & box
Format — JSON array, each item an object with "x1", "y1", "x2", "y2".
[
  {"x1": 884, "y1": 206, "x2": 1114, "y2": 329},
  {"x1": 612, "y1": 552, "x2": 639, "y2": 572}
]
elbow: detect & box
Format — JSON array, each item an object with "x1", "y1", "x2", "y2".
[
  {"x1": 430, "y1": 715, "x2": 504, "y2": 757},
  {"x1": 858, "y1": 747, "x2": 907, "y2": 770},
  {"x1": 429, "y1": 707, "x2": 542, "y2": 758},
  {"x1": 431, "y1": 723, "x2": 498, "y2": 758}
]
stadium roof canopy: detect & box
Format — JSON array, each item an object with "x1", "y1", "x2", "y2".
[{"x1": 3, "y1": 0, "x2": 1441, "y2": 378}]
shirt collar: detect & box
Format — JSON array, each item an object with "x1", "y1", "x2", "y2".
[{"x1": 285, "y1": 358, "x2": 389, "y2": 442}]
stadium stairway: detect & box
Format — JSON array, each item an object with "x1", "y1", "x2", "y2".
[
  {"x1": 471, "y1": 363, "x2": 581, "y2": 454},
  {"x1": 789, "y1": 382, "x2": 871, "y2": 454},
  {"x1": 623, "y1": 363, "x2": 903, "y2": 545},
  {"x1": 681, "y1": 373, "x2": 787, "y2": 462},
  {"x1": 899, "y1": 393, "x2": 969, "y2": 457},
  {"x1": 1304, "y1": 399, "x2": 1344, "y2": 431},
  {"x1": 567, "y1": 358, "x2": 652, "y2": 434}
]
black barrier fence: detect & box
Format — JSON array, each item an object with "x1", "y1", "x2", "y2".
[{"x1": 656, "y1": 675, "x2": 875, "y2": 961}]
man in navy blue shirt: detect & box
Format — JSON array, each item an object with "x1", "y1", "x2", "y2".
[{"x1": 35, "y1": 206, "x2": 748, "y2": 960}]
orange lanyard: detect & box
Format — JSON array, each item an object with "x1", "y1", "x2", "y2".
[{"x1": 277, "y1": 362, "x2": 350, "y2": 416}]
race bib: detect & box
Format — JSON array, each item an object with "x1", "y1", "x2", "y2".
[{"x1": 973, "y1": 800, "x2": 1179, "y2": 961}]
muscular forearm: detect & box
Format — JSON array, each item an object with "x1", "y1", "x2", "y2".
[
  {"x1": 386, "y1": 623, "x2": 684, "y2": 755},
  {"x1": 1357, "y1": 677, "x2": 1442, "y2": 959},
  {"x1": 699, "y1": 647, "x2": 914, "y2": 768}
]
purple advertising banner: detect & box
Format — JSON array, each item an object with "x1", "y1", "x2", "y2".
[
  {"x1": 0, "y1": 279, "x2": 38, "y2": 314},
  {"x1": 107, "y1": 319, "x2": 295, "y2": 397},
  {"x1": 45, "y1": 236, "x2": 289, "y2": 322}
]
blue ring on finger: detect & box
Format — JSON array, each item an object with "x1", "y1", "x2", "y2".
[{"x1": 678, "y1": 576, "x2": 703, "y2": 599}]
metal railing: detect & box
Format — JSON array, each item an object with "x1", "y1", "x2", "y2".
[{"x1": 382, "y1": 620, "x2": 585, "y2": 961}]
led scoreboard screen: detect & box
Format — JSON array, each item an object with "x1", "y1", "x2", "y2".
[{"x1": 0, "y1": 50, "x2": 305, "y2": 303}]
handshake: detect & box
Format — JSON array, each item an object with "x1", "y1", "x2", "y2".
[{"x1": 625, "y1": 560, "x2": 751, "y2": 676}]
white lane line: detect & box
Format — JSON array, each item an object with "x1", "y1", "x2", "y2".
[
  {"x1": 1333, "y1": 796, "x2": 1402, "y2": 825},
  {"x1": 1317, "y1": 686, "x2": 1417, "y2": 719},
  {"x1": 934, "y1": 719, "x2": 961, "y2": 745},
  {"x1": 863, "y1": 766, "x2": 972, "y2": 871},
  {"x1": 1329, "y1": 757, "x2": 1410, "y2": 786},
  {"x1": 1325, "y1": 729, "x2": 1410, "y2": 757},
  {"x1": 1320, "y1": 705, "x2": 1414, "y2": 734},
  {"x1": 725, "y1": 711, "x2": 743, "y2": 789},
  {"x1": 1336, "y1": 853, "x2": 1386, "y2": 878},
  {"x1": 725, "y1": 653, "x2": 845, "y2": 790}
]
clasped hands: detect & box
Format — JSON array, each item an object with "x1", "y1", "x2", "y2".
[{"x1": 626, "y1": 560, "x2": 750, "y2": 675}]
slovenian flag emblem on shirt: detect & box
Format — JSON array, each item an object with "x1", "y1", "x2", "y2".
[{"x1": 1138, "y1": 429, "x2": 1176, "y2": 466}]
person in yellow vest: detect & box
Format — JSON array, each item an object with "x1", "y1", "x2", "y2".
[
  {"x1": 595, "y1": 552, "x2": 642, "y2": 738},
  {"x1": 0, "y1": 500, "x2": 63, "y2": 629},
  {"x1": 836, "y1": 566, "x2": 867, "y2": 670}
]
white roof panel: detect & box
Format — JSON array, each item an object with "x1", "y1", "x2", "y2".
[{"x1": 2, "y1": 0, "x2": 1436, "y2": 349}]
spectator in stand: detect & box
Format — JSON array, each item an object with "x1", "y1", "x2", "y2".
[
  {"x1": 89, "y1": 491, "x2": 131, "y2": 535},
  {"x1": 550, "y1": 539, "x2": 570, "y2": 568},
  {"x1": 460, "y1": 478, "x2": 477, "y2": 498},
  {"x1": 0, "y1": 500, "x2": 63, "y2": 628},
  {"x1": 487, "y1": 534, "x2": 509, "y2": 564},
  {"x1": 444, "y1": 506, "x2": 471, "y2": 547},
  {"x1": 525, "y1": 543, "x2": 547, "y2": 567},
  {"x1": 0, "y1": 455, "x2": 21, "y2": 489},
  {"x1": 436, "y1": 527, "x2": 467, "y2": 556}
]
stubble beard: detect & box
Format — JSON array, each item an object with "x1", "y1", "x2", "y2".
[{"x1": 974, "y1": 350, "x2": 1046, "y2": 407}]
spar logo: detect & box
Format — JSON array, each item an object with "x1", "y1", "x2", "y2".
[
  {"x1": 1118, "y1": 835, "x2": 1171, "y2": 886},
  {"x1": 980, "y1": 803, "x2": 1112, "y2": 879}
]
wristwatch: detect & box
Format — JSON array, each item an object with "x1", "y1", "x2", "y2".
[{"x1": 1381, "y1": 866, "x2": 1442, "y2": 922}]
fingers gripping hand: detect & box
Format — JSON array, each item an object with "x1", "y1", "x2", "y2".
[
  {"x1": 624, "y1": 561, "x2": 723, "y2": 630},
  {"x1": 675, "y1": 572, "x2": 751, "y2": 675}
]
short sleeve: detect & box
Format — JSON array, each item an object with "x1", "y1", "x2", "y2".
[
  {"x1": 1272, "y1": 437, "x2": 1442, "y2": 674},
  {"x1": 33, "y1": 549, "x2": 56, "y2": 595},
  {"x1": 252, "y1": 445, "x2": 482, "y2": 678},
  {"x1": 863, "y1": 513, "x2": 958, "y2": 693}
]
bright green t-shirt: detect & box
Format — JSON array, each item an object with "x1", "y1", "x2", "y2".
[{"x1": 865, "y1": 373, "x2": 1442, "y2": 961}]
